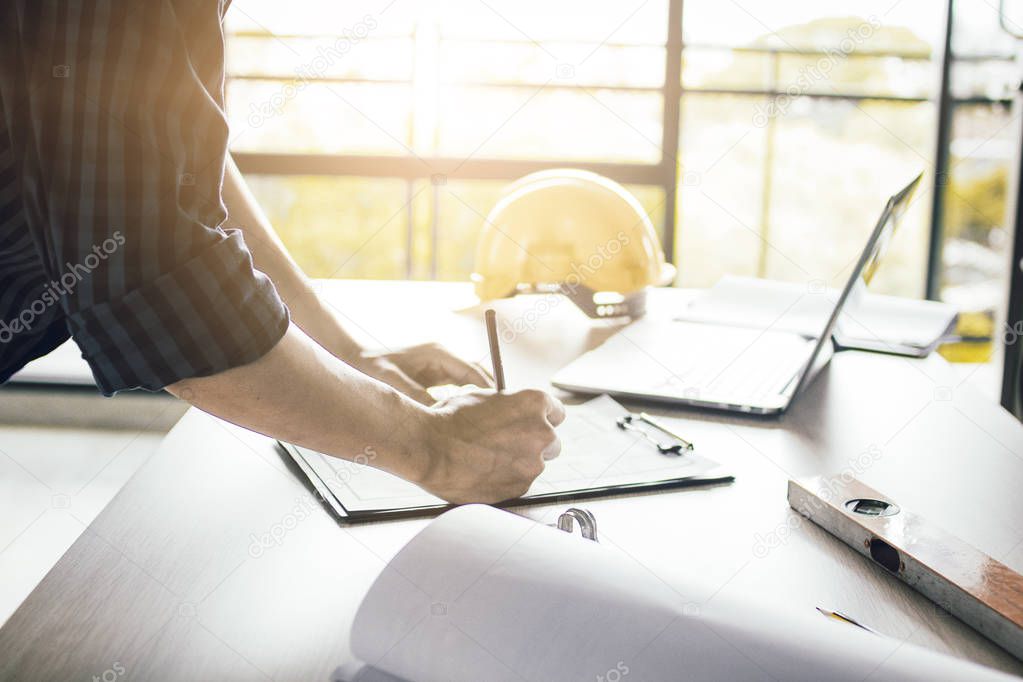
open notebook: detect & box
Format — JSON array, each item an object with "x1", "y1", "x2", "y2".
[
  {"x1": 279, "y1": 395, "x2": 732, "y2": 522},
  {"x1": 335, "y1": 505, "x2": 1015, "y2": 682}
]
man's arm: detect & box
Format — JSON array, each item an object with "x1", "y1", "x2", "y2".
[
  {"x1": 208, "y1": 159, "x2": 564, "y2": 503},
  {"x1": 166, "y1": 324, "x2": 564, "y2": 504},
  {"x1": 219, "y1": 155, "x2": 362, "y2": 362},
  {"x1": 220, "y1": 156, "x2": 492, "y2": 403},
  {"x1": 3, "y1": 1, "x2": 561, "y2": 504}
]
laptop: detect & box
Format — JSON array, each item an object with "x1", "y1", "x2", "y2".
[{"x1": 551, "y1": 173, "x2": 923, "y2": 416}]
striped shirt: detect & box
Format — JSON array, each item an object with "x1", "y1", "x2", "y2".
[{"x1": 0, "y1": 1, "x2": 289, "y2": 395}]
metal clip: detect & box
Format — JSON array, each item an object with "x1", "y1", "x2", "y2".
[
  {"x1": 616, "y1": 412, "x2": 694, "y2": 455},
  {"x1": 551, "y1": 508, "x2": 598, "y2": 542}
]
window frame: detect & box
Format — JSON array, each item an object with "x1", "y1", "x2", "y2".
[{"x1": 228, "y1": 0, "x2": 1014, "y2": 292}]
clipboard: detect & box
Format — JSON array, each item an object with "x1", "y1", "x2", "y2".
[{"x1": 279, "y1": 395, "x2": 734, "y2": 523}]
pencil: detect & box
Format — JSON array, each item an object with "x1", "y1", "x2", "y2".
[
  {"x1": 816, "y1": 607, "x2": 878, "y2": 635},
  {"x1": 484, "y1": 309, "x2": 506, "y2": 391}
]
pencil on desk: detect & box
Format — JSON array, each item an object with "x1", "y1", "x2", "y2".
[
  {"x1": 484, "y1": 309, "x2": 506, "y2": 391},
  {"x1": 816, "y1": 607, "x2": 878, "y2": 635}
]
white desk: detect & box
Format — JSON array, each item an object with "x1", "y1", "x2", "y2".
[
  {"x1": 1, "y1": 281, "x2": 1022, "y2": 680},
  {"x1": 1, "y1": 335, "x2": 185, "y2": 432}
]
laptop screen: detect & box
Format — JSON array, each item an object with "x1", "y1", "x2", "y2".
[{"x1": 787, "y1": 172, "x2": 924, "y2": 399}]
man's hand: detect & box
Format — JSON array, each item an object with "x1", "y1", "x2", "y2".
[
  {"x1": 413, "y1": 388, "x2": 566, "y2": 504},
  {"x1": 357, "y1": 343, "x2": 494, "y2": 405},
  {"x1": 169, "y1": 325, "x2": 564, "y2": 507}
]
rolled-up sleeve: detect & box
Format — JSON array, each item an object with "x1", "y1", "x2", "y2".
[
  {"x1": 0, "y1": 1, "x2": 289, "y2": 395},
  {"x1": 67, "y1": 230, "x2": 289, "y2": 394}
]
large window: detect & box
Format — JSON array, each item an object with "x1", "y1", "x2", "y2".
[
  {"x1": 224, "y1": 0, "x2": 1017, "y2": 343},
  {"x1": 941, "y1": 0, "x2": 1018, "y2": 318},
  {"x1": 226, "y1": 0, "x2": 672, "y2": 281}
]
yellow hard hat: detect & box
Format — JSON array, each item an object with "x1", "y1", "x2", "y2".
[{"x1": 472, "y1": 169, "x2": 676, "y2": 318}]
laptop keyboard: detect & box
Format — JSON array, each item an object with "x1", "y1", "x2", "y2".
[{"x1": 575, "y1": 320, "x2": 816, "y2": 405}]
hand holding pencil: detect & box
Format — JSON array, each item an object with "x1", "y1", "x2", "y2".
[{"x1": 413, "y1": 309, "x2": 566, "y2": 504}]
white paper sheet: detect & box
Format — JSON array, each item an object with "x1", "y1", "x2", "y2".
[
  {"x1": 680, "y1": 275, "x2": 956, "y2": 352},
  {"x1": 300, "y1": 395, "x2": 722, "y2": 514},
  {"x1": 342, "y1": 505, "x2": 1015, "y2": 682}
]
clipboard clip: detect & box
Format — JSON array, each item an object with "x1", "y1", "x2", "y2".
[
  {"x1": 550, "y1": 508, "x2": 598, "y2": 542},
  {"x1": 616, "y1": 412, "x2": 695, "y2": 455}
]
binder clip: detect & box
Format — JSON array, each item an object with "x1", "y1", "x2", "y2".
[{"x1": 550, "y1": 508, "x2": 598, "y2": 542}]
